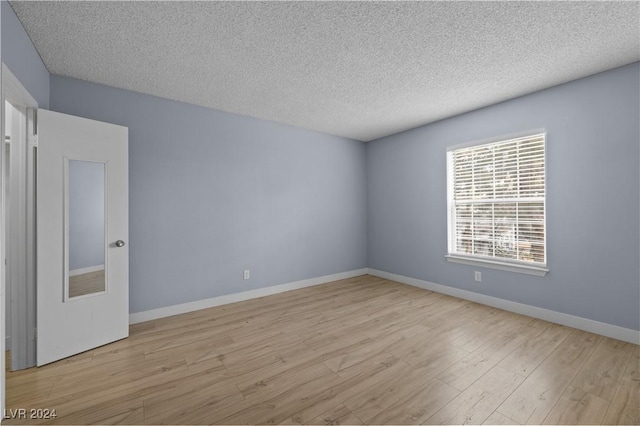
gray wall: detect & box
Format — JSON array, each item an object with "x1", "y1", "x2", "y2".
[
  {"x1": 1, "y1": 1, "x2": 49, "y2": 108},
  {"x1": 50, "y1": 76, "x2": 367, "y2": 313},
  {"x1": 68, "y1": 160, "x2": 105, "y2": 271},
  {"x1": 367, "y1": 62, "x2": 640, "y2": 331}
]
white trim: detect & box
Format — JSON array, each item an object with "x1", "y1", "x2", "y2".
[
  {"x1": 2, "y1": 64, "x2": 37, "y2": 107},
  {"x1": 1, "y1": 62, "x2": 41, "y2": 418},
  {"x1": 446, "y1": 128, "x2": 546, "y2": 152},
  {"x1": 368, "y1": 268, "x2": 640, "y2": 345},
  {"x1": 445, "y1": 255, "x2": 548, "y2": 276},
  {"x1": 2, "y1": 63, "x2": 38, "y2": 374},
  {"x1": 69, "y1": 264, "x2": 105, "y2": 277},
  {"x1": 1, "y1": 59, "x2": 5, "y2": 424},
  {"x1": 129, "y1": 268, "x2": 368, "y2": 324}
]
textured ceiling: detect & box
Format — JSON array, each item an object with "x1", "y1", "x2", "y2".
[{"x1": 10, "y1": 1, "x2": 640, "y2": 141}]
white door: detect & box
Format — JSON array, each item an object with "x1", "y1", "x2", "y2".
[{"x1": 36, "y1": 109, "x2": 128, "y2": 366}]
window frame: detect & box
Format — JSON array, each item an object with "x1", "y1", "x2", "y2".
[{"x1": 445, "y1": 129, "x2": 549, "y2": 276}]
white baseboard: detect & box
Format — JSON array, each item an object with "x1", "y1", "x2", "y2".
[
  {"x1": 368, "y1": 268, "x2": 640, "y2": 345},
  {"x1": 129, "y1": 268, "x2": 369, "y2": 324},
  {"x1": 69, "y1": 264, "x2": 105, "y2": 277}
]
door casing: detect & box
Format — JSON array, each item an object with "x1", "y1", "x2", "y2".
[{"x1": 0, "y1": 62, "x2": 38, "y2": 417}]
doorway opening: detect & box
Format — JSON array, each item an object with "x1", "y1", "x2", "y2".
[
  {"x1": 4, "y1": 98, "x2": 36, "y2": 373},
  {"x1": 1, "y1": 63, "x2": 38, "y2": 416}
]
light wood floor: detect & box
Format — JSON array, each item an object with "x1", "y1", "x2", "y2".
[
  {"x1": 5, "y1": 275, "x2": 639, "y2": 425},
  {"x1": 69, "y1": 269, "x2": 105, "y2": 298}
]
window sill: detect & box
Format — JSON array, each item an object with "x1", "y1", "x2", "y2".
[{"x1": 445, "y1": 255, "x2": 548, "y2": 276}]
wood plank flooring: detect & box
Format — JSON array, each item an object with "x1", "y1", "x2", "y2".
[
  {"x1": 5, "y1": 275, "x2": 638, "y2": 425},
  {"x1": 69, "y1": 269, "x2": 105, "y2": 298}
]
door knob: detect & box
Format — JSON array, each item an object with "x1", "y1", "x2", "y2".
[{"x1": 115, "y1": 240, "x2": 126, "y2": 247}]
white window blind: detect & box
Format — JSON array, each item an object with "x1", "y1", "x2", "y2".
[{"x1": 447, "y1": 132, "x2": 546, "y2": 267}]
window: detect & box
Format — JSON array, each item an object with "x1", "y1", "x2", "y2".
[{"x1": 446, "y1": 131, "x2": 547, "y2": 275}]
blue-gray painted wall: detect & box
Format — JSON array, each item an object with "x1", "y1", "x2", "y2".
[
  {"x1": 69, "y1": 160, "x2": 105, "y2": 271},
  {"x1": 367, "y1": 62, "x2": 640, "y2": 331},
  {"x1": 1, "y1": 1, "x2": 48, "y2": 108},
  {"x1": 50, "y1": 76, "x2": 368, "y2": 313},
  {"x1": 2, "y1": 0, "x2": 638, "y2": 330}
]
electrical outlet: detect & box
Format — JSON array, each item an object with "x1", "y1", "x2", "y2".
[
  {"x1": 474, "y1": 271, "x2": 482, "y2": 282},
  {"x1": 243, "y1": 269, "x2": 250, "y2": 280}
]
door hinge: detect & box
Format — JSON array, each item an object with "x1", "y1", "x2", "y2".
[
  {"x1": 33, "y1": 328, "x2": 37, "y2": 341},
  {"x1": 32, "y1": 134, "x2": 38, "y2": 148}
]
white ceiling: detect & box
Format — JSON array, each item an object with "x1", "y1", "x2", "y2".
[{"x1": 10, "y1": 1, "x2": 640, "y2": 141}]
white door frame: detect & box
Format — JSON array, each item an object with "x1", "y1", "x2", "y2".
[{"x1": 1, "y1": 62, "x2": 38, "y2": 412}]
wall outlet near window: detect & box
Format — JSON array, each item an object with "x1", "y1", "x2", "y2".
[
  {"x1": 474, "y1": 271, "x2": 482, "y2": 282},
  {"x1": 243, "y1": 269, "x2": 250, "y2": 280}
]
